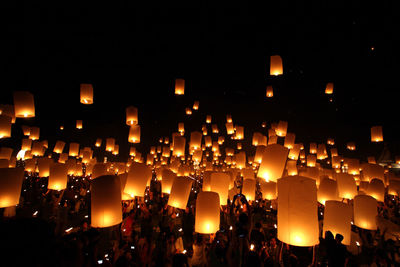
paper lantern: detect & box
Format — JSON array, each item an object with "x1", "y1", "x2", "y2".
[
  {"x1": 327, "y1": 138, "x2": 335, "y2": 145},
  {"x1": 172, "y1": 136, "x2": 186, "y2": 157},
  {"x1": 185, "y1": 108, "x2": 192, "y2": 115},
  {"x1": 366, "y1": 179, "x2": 385, "y2": 202},
  {"x1": 195, "y1": 191, "x2": 220, "y2": 234},
  {"x1": 367, "y1": 157, "x2": 376, "y2": 164},
  {"x1": 332, "y1": 156, "x2": 341, "y2": 169},
  {"x1": 260, "y1": 181, "x2": 277, "y2": 200},
  {"x1": 0, "y1": 104, "x2": 15, "y2": 123},
  {"x1": 21, "y1": 125, "x2": 30, "y2": 136},
  {"x1": 284, "y1": 133, "x2": 295, "y2": 149},
  {"x1": 193, "y1": 101, "x2": 199, "y2": 110},
  {"x1": 161, "y1": 169, "x2": 176, "y2": 194},
  {"x1": 307, "y1": 155, "x2": 317, "y2": 167},
  {"x1": 362, "y1": 163, "x2": 384, "y2": 183},
  {"x1": 31, "y1": 141, "x2": 44, "y2": 156},
  {"x1": 0, "y1": 115, "x2": 12, "y2": 139},
  {"x1": 95, "y1": 138, "x2": 102, "y2": 148},
  {"x1": 80, "y1": 83, "x2": 94, "y2": 104},
  {"x1": 270, "y1": 55, "x2": 283, "y2": 76},
  {"x1": 286, "y1": 160, "x2": 298, "y2": 176},
  {"x1": 210, "y1": 172, "x2": 230, "y2": 205},
  {"x1": 128, "y1": 125, "x2": 141, "y2": 143},
  {"x1": 168, "y1": 176, "x2": 193, "y2": 209},
  {"x1": 175, "y1": 79, "x2": 185, "y2": 95},
  {"x1": 205, "y1": 115, "x2": 212, "y2": 124},
  {"x1": 275, "y1": 121, "x2": 288, "y2": 137},
  {"x1": 53, "y1": 141, "x2": 65, "y2": 154},
  {"x1": 124, "y1": 163, "x2": 151, "y2": 197},
  {"x1": 178, "y1": 122, "x2": 185, "y2": 134},
  {"x1": 226, "y1": 114, "x2": 232, "y2": 123},
  {"x1": 347, "y1": 158, "x2": 360, "y2": 176},
  {"x1": 112, "y1": 145, "x2": 119, "y2": 156},
  {"x1": 266, "y1": 86, "x2": 274, "y2": 97},
  {"x1": 288, "y1": 144, "x2": 301, "y2": 160},
  {"x1": 37, "y1": 158, "x2": 52, "y2": 177},
  {"x1": 13, "y1": 91, "x2": 35, "y2": 118},
  {"x1": 277, "y1": 176, "x2": 319, "y2": 247},
  {"x1": 323, "y1": 201, "x2": 352, "y2": 245},
  {"x1": 235, "y1": 126, "x2": 244, "y2": 140},
  {"x1": 325, "y1": 83, "x2": 334, "y2": 94},
  {"x1": 371, "y1": 126, "x2": 383, "y2": 142},
  {"x1": 317, "y1": 178, "x2": 340, "y2": 205},
  {"x1": 254, "y1": 145, "x2": 266, "y2": 164},
  {"x1": 212, "y1": 124, "x2": 219, "y2": 134},
  {"x1": 268, "y1": 135, "x2": 278, "y2": 145},
  {"x1": 242, "y1": 179, "x2": 256, "y2": 201},
  {"x1": 317, "y1": 144, "x2": 328, "y2": 160},
  {"x1": 91, "y1": 175, "x2": 122, "y2": 228},
  {"x1": 335, "y1": 173, "x2": 357, "y2": 199},
  {"x1": 309, "y1": 143, "x2": 317, "y2": 154},
  {"x1": 48, "y1": 163, "x2": 68, "y2": 190},
  {"x1": 346, "y1": 142, "x2": 356, "y2": 151},
  {"x1": 0, "y1": 167, "x2": 24, "y2": 208},
  {"x1": 76, "y1": 120, "x2": 83, "y2": 129},
  {"x1": 69, "y1": 143, "x2": 80, "y2": 157},
  {"x1": 21, "y1": 138, "x2": 32, "y2": 151},
  {"x1": 235, "y1": 151, "x2": 246, "y2": 169},
  {"x1": 354, "y1": 195, "x2": 377, "y2": 230},
  {"x1": 104, "y1": 138, "x2": 114, "y2": 152},
  {"x1": 58, "y1": 153, "x2": 68, "y2": 163},
  {"x1": 257, "y1": 144, "x2": 289, "y2": 182},
  {"x1": 29, "y1": 127, "x2": 40, "y2": 140},
  {"x1": 225, "y1": 122, "x2": 234, "y2": 135},
  {"x1": 126, "y1": 106, "x2": 138, "y2": 126}
]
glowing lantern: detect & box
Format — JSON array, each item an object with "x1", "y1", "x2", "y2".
[
  {"x1": 129, "y1": 147, "x2": 136, "y2": 157},
  {"x1": 195, "y1": 191, "x2": 220, "y2": 234},
  {"x1": 309, "y1": 143, "x2": 317, "y2": 154},
  {"x1": 13, "y1": 91, "x2": 35, "y2": 118},
  {"x1": 53, "y1": 141, "x2": 65, "y2": 154},
  {"x1": 178, "y1": 123, "x2": 185, "y2": 134},
  {"x1": 124, "y1": 163, "x2": 151, "y2": 197},
  {"x1": 266, "y1": 85, "x2": 274, "y2": 97},
  {"x1": 284, "y1": 133, "x2": 295, "y2": 149},
  {"x1": 82, "y1": 151, "x2": 92, "y2": 164},
  {"x1": 367, "y1": 157, "x2": 376, "y2": 164},
  {"x1": 235, "y1": 152, "x2": 246, "y2": 169},
  {"x1": 362, "y1": 163, "x2": 384, "y2": 183},
  {"x1": 330, "y1": 148, "x2": 338, "y2": 157},
  {"x1": 94, "y1": 138, "x2": 101, "y2": 148},
  {"x1": 37, "y1": 158, "x2": 52, "y2": 177},
  {"x1": 389, "y1": 179, "x2": 400, "y2": 196},
  {"x1": 242, "y1": 179, "x2": 256, "y2": 201},
  {"x1": 327, "y1": 138, "x2": 335, "y2": 145},
  {"x1": 21, "y1": 125, "x2": 30, "y2": 136},
  {"x1": 210, "y1": 172, "x2": 230, "y2": 205},
  {"x1": 325, "y1": 83, "x2": 334, "y2": 94},
  {"x1": 168, "y1": 176, "x2": 193, "y2": 209},
  {"x1": 268, "y1": 136, "x2": 278, "y2": 145},
  {"x1": 260, "y1": 181, "x2": 277, "y2": 200},
  {"x1": 173, "y1": 136, "x2": 186, "y2": 157},
  {"x1": 270, "y1": 55, "x2": 283, "y2": 76},
  {"x1": 307, "y1": 155, "x2": 317, "y2": 167},
  {"x1": 69, "y1": 143, "x2": 79, "y2": 157},
  {"x1": 112, "y1": 145, "x2": 119, "y2": 156},
  {"x1": 347, "y1": 142, "x2": 356, "y2": 151},
  {"x1": 0, "y1": 167, "x2": 24, "y2": 208},
  {"x1": 235, "y1": 126, "x2": 244, "y2": 140},
  {"x1": 0, "y1": 115, "x2": 11, "y2": 139},
  {"x1": 353, "y1": 195, "x2": 377, "y2": 230},
  {"x1": 332, "y1": 156, "x2": 341, "y2": 169},
  {"x1": 335, "y1": 173, "x2": 357, "y2": 199},
  {"x1": 286, "y1": 160, "x2": 298, "y2": 176},
  {"x1": 317, "y1": 144, "x2": 328, "y2": 160},
  {"x1": 317, "y1": 178, "x2": 340, "y2": 205},
  {"x1": 277, "y1": 176, "x2": 319, "y2": 247},
  {"x1": 31, "y1": 141, "x2": 44, "y2": 156},
  {"x1": 29, "y1": 127, "x2": 40, "y2": 140},
  {"x1": 128, "y1": 125, "x2": 141, "y2": 143},
  {"x1": 76, "y1": 120, "x2": 83, "y2": 129},
  {"x1": 48, "y1": 163, "x2": 68, "y2": 190},
  {"x1": 347, "y1": 158, "x2": 360, "y2": 175},
  {"x1": 91, "y1": 175, "x2": 122, "y2": 228},
  {"x1": 254, "y1": 145, "x2": 266, "y2": 164},
  {"x1": 225, "y1": 122, "x2": 234, "y2": 135},
  {"x1": 92, "y1": 163, "x2": 109, "y2": 179},
  {"x1": 0, "y1": 105, "x2": 15, "y2": 123},
  {"x1": 80, "y1": 83, "x2": 94, "y2": 104},
  {"x1": 161, "y1": 169, "x2": 176, "y2": 194},
  {"x1": 226, "y1": 114, "x2": 232, "y2": 123},
  {"x1": 275, "y1": 121, "x2": 288, "y2": 137},
  {"x1": 366, "y1": 179, "x2": 385, "y2": 202},
  {"x1": 257, "y1": 144, "x2": 289, "y2": 182},
  {"x1": 21, "y1": 138, "x2": 32, "y2": 151},
  {"x1": 175, "y1": 79, "x2": 185, "y2": 95},
  {"x1": 193, "y1": 101, "x2": 199, "y2": 110},
  {"x1": 126, "y1": 106, "x2": 138, "y2": 126},
  {"x1": 212, "y1": 124, "x2": 219, "y2": 134},
  {"x1": 288, "y1": 144, "x2": 301, "y2": 160},
  {"x1": 371, "y1": 126, "x2": 383, "y2": 142},
  {"x1": 323, "y1": 201, "x2": 352, "y2": 245},
  {"x1": 185, "y1": 108, "x2": 192, "y2": 115}
]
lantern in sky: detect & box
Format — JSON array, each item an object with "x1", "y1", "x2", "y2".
[
  {"x1": 210, "y1": 172, "x2": 230, "y2": 205},
  {"x1": 235, "y1": 126, "x2": 244, "y2": 140},
  {"x1": 309, "y1": 143, "x2": 317, "y2": 154},
  {"x1": 286, "y1": 160, "x2": 298, "y2": 176},
  {"x1": 175, "y1": 79, "x2": 185, "y2": 95},
  {"x1": 366, "y1": 179, "x2": 385, "y2": 202},
  {"x1": 235, "y1": 151, "x2": 246, "y2": 169},
  {"x1": 266, "y1": 85, "x2": 274, "y2": 97},
  {"x1": 353, "y1": 195, "x2": 377, "y2": 230},
  {"x1": 161, "y1": 169, "x2": 176, "y2": 194},
  {"x1": 13, "y1": 91, "x2": 35, "y2": 118},
  {"x1": 21, "y1": 125, "x2": 30, "y2": 136},
  {"x1": 257, "y1": 144, "x2": 288, "y2": 182},
  {"x1": 29, "y1": 127, "x2": 40, "y2": 140},
  {"x1": 185, "y1": 108, "x2": 192, "y2": 115},
  {"x1": 91, "y1": 175, "x2": 122, "y2": 228},
  {"x1": 242, "y1": 179, "x2": 256, "y2": 201},
  {"x1": 37, "y1": 158, "x2": 52, "y2": 177},
  {"x1": 172, "y1": 136, "x2": 186, "y2": 157},
  {"x1": 95, "y1": 138, "x2": 102, "y2": 147},
  {"x1": 193, "y1": 101, "x2": 199, "y2": 110},
  {"x1": 69, "y1": 143, "x2": 80, "y2": 157},
  {"x1": 190, "y1": 131, "x2": 202, "y2": 150},
  {"x1": 225, "y1": 122, "x2": 234, "y2": 135},
  {"x1": 0, "y1": 167, "x2": 24, "y2": 208},
  {"x1": 206, "y1": 115, "x2": 212, "y2": 124},
  {"x1": 53, "y1": 141, "x2": 65, "y2": 154},
  {"x1": 48, "y1": 163, "x2": 68, "y2": 190},
  {"x1": 178, "y1": 122, "x2": 185, "y2": 134},
  {"x1": 76, "y1": 120, "x2": 83, "y2": 129},
  {"x1": 284, "y1": 133, "x2": 295, "y2": 149},
  {"x1": 288, "y1": 144, "x2": 301, "y2": 160},
  {"x1": 168, "y1": 176, "x2": 193, "y2": 209},
  {"x1": 126, "y1": 106, "x2": 138, "y2": 126},
  {"x1": 306, "y1": 155, "x2": 317, "y2": 167},
  {"x1": 260, "y1": 181, "x2": 277, "y2": 200},
  {"x1": 21, "y1": 138, "x2": 32, "y2": 151},
  {"x1": 317, "y1": 178, "x2": 340, "y2": 205},
  {"x1": 370, "y1": 126, "x2": 383, "y2": 142},
  {"x1": 124, "y1": 163, "x2": 151, "y2": 197},
  {"x1": 323, "y1": 201, "x2": 352, "y2": 245},
  {"x1": 277, "y1": 176, "x2": 319, "y2": 247},
  {"x1": 80, "y1": 83, "x2": 94, "y2": 104},
  {"x1": 335, "y1": 173, "x2": 357, "y2": 199},
  {"x1": 195, "y1": 191, "x2": 220, "y2": 234},
  {"x1": 270, "y1": 55, "x2": 283, "y2": 76},
  {"x1": 325, "y1": 83, "x2": 334, "y2": 94},
  {"x1": 275, "y1": 121, "x2": 288, "y2": 137},
  {"x1": 327, "y1": 138, "x2": 335, "y2": 146},
  {"x1": 0, "y1": 115, "x2": 12, "y2": 139},
  {"x1": 347, "y1": 142, "x2": 356, "y2": 151},
  {"x1": 128, "y1": 125, "x2": 141, "y2": 143}
]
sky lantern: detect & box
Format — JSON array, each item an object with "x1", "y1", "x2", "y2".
[
  {"x1": 309, "y1": 143, "x2": 317, "y2": 154},
  {"x1": 362, "y1": 163, "x2": 384, "y2": 183},
  {"x1": 58, "y1": 153, "x2": 68, "y2": 163},
  {"x1": 80, "y1": 83, "x2": 94, "y2": 104},
  {"x1": 48, "y1": 163, "x2": 68, "y2": 190},
  {"x1": 21, "y1": 125, "x2": 30, "y2": 136},
  {"x1": 367, "y1": 157, "x2": 376, "y2": 164},
  {"x1": 175, "y1": 79, "x2": 185, "y2": 95},
  {"x1": 0, "y1": 115, "x2": 12, "y2": 139},
  {"x1": 0, "y1": 167, "x2": 24, "y2": 208},
  {"x1": 178, "y1": 122, "x2": 185, "y2": 134},
  {"x1": 317, "y1": 178, "x2": 340, "y2": 205},
  {"x1": 37, "y1": 158, "x2": 52, "y2": 177},
  {"x1": 226, "y1": 114, "x2": 232, "y2": 123},
  {"x1": 95, "y1": 138, "x2": 102, "y2": 147},
  {"x1": 254, "y1": 145, "x2": 266, "y2": 164},
  {"x1": 346, "y1": 142, "x2": 356, "y2": 151},
  {"x1": 76, "y1": 120, "x2": 83, "y2": 129},
  {"x1": 307, "y1": 155, "x2": 317, "y2": 167},
  {"x1": 266, "y1": 85, "x2": 274, "y2": 97},
  {"x1": 0, "y1": 104, "x2": 16, "y2": 123},
  {"x1": 168, "y1": 176, "x2": 193, "y2": 209},
  {"x1": 366, "y1": 179, "x2": 385, "y2": 202},
  {"x1": 69, "y1": 143, "x2": 80, "y2": 157},
  {"x1": 347, "y1": 158, "x2": 360, "y2": 176},
  {"x1": 129, "y1": 146, "x2": 136, "y2": 157},
  {"x1": 235, "y1": 126, "x2": 244, "y2": 140},
  {"x1": 277, "y1": 176, "x2": 319, "y2": 247},
  {"x1": 317, "y1": 144, "x2": 328, "y2": 160},
  {"x1": 212, "y1": 124, "x2": 219, "y2": 134},
  {"x1": 205, "y1": 115, "x2": 212, "y2": 124},
  {"x1": 119, "y1": 173, "x2": 133, "y2": 200},
  {"x1": 284, "y1": 133, "x2": 295, "y2": 149},
  {"x1": 126, "y1": 106, "x2": 138, "y2": 126},
  {"x1": 332, "y1": 156, "x2": 341, "y2": 169},
  {"x1": 195, "y1": 191, "x2": 220, "y2": 234},
  {"x1": 275, "y1": 121, "x2": 288, "y2": 137},
  {"x1": 270, "y1": 55, "x2": 283, "y2": 76},
  {"x1": 288, "y1": 144, "x2": 301, "y2": 160},
  {"x1": 354, "y1": 195, "x2": 377, "y2": 230},
  {"x1": 323, "y1": 201, "x2": 352, "y2": 245},
  {"x1": 225, "y1": 122, "x2": 234, "y2": 135},
  {"x1": 128, "y1": 125, "x2": 141, "y2": 143},
  {"x1": 53, "y1": 141, "x2": 65, "y2": 154},
  {"x1": 185, "y1": 108, "x2": 192, "y2": 115},
  {"x1": 325, "y1": 82, "x2": 334, "y2": 94},
  {"x1": 235, "y1": 151, "x2": 246, "y2": 169},
  {"x1": 82, "y1": 151, "x2": 92, "y2": 164},
  {"x1": 31, "y1": 141, "x2": 44, "y2": 156},
  {"x1": 257, "y1": 144, "x2": 288, "y2": 182},
  {"x1": 335, "y1": 173, "x2": 357, "y2": 199},
  {"x1": 327, "y1": 138, "x2": 335, "y2": 145},
  {"x1": 29, "y1": 127, "x2": 40, "y2": 140},
  {"x1": 161, "y1": 169, "x2": 176, "y2": 194},
  {"x1": 21, "y1": 138, "x2": 32, "y2": 151},
  {"x1": 210, "y1": 172, "x2": 230, "y2": 205},
  {"x1": 124, "y1": 163, "x2": 151, "y2": 197},
  {"x1": 193, "y1": 100, "x2": 199, "y2": 110},
  {"x1": 260, "y1": 180, "x2": 277, "y2": 200},
  {"x1": 268, "y1": 135, "x2": 278, "y2": 145},
  {"x1": 172, "y1": 136, "x2": 186, "y2": 157},
  {"x1": 286, "y1": 160, "x2": 298, "y2": 176},
  {"x1": 370, "y1": 126, "x2": 383, "y2": 142},
  {"x1": 91, "y1": 175, "x2": 122, "y2": 228},
  {"x1": 242, "y1": 179, "x2": 256, "y2": 201},
  {"x1": 13, "y1": 91, "x2": 35, "y2": 118}
]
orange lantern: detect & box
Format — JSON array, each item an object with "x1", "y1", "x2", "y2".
[
  {"x1": 80, "y1": 83, "x2": 94, "y2": 104},
  {"x1": 270, "y1": 55, "x2": 283, "y2": 76},
  {"x1": 76, "y1": 120, "x2": 83, "y2": 129},
  {"x1": 325, "y1": 83, "x2": 334, "y2": 94},
  {"x1": 126, "y1": 106, "x2": 138, "y2": 126},
  {"x1": 317, "y1": 178, "x2": 340, "y2": 205},
  {"x1": 195, "y1": 191, "x2": 220, "y2": 234},
  {"x1": 53, "y1": 141, "x2": 65, "y2": 154},
  {"x1": 210, "y1": 172, "x2": 230, "y2": 205},
  {"x1": 335, "y1": 173, "x2": 357, "y2": 199},
  {"x1": 266, "y1": 85, "x2": 274, "y2": 97},
  {"x1": 0, "y1": 115, "x2": 12, "y2": 139},
  {"x1": 48, "y1": 163, "x2": 68, "y2": 190},
  {"x1": 124, "y1": 163, "x2": 151, "y2": 197},
  {"x1": 13, "y1": 91, "x2": 35, "y2": 118},
  {"x1": 128, "y1": 125, "x2": 141, "y2": 143}
]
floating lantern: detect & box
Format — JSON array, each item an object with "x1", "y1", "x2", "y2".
[
  {"x1": 128, "y1": 125, "x2": 141, "y2": 143},
  {"x1": 126, "y1": 106, "x2": 138, "y2": 126},
  {"x1": 58, "y1": 153, "x2": 68, "y2": 164},
  {"x1": 53, "y1": 141, "x2": 65, "y2": 154},
  {"x1": 235, "y1": 151, "x2": 246, "y2": 169},
  {"x1": 172, "y1": 136, "x2": 186, "y2": 157},
  {"x1": 284, "y1": 133, "x2": 295, "y2": 149},
  {"x1": 31, "y1": 141, "x2": 44, "y2": 156},
  {"x1": 0, "y1": 115, "x2": 12, "y2": 139},
  {"x1": 353, "y1": 195, "x2": 377, "y2": 230},
  {"x1": 13, "y1": 91, "x2": 35, "y2": 118},
  {"x1": 76, "y1": 120, "x2": 83, "y2": 129},
  {"x1": 225, "y1": 122, "x2": 234, "y2": 135},
  {"x1": 185, "y1": 108, "x2": 192, "y2": 115},
  {"x1": 48, "y1": 163, "x2": 68, "y2": 190},
  {"x1": 21, "y1": 125, "x2": 31, "y2": 136},
  {"x1": 69, "y1": 143, "x2": 80, "y2": 157},
  {"x1": 268, "y1": 136, "x2": 278, "y2": 145},
  {"x1": 161, "y1": 169, "x2": 176, "y2": 194},
  {"x1": 112, "y1": 145, "x2": 119, "y2": 156},
  {"x1": 309, "y1": 143, "x2": 317, "y2": 154},
  {"x1": 347, "y1": 142, "x2": 356, "y2": 151},
  {"x1": 226, "y1": 114, "x2": 232, "y2": 123},
  {"x1": 29, "y1": 127, "x2": 40, "y2": 140},
  {"x1": 0, "y1": 167, "x2": 24, "y2": 208},
  {"x1": 277, "y1": 176, "x2": 319, "y2": 247},
  {"x1": 327, "y1": 138, "x2": 335, "y2": 145},
  {"x1": 257, "y1": 144, "x2": 288, "y2": 182},
  {"x1": 317, "y1": 178, "x2": 340, "y2": 205},
  {"x1": 242, "y1": 179, "x2": 256, "y2": 201},
  {"x1": 270, "y1": 55, "x2": 283, "y2": 76},
  {"x1": 129, "y1": 147, "x2": 136, "y2": 157},
  {"x1": 212, "y1": 124, "x2": 219, "y2": 134},
  {"x1": 95, "y1": 138, "x2": 102, "y2": 147},
  {"x1": 366, "y1": 179, "x2": 385, "y2": 202},
  {"x1": 175, "y1": 79, "x2": 185, "y2": 95},
  {"x1": 323, "y1": 201, "x2": 352, "y2": 245},
  {"x1": 193, "y1": 101, "x2": 199, "y2": 110},
  {"x1": 335, "y1": 173, "x2": 357, "y2": 199},
  {"x1": 325, "y1": 83, "x2": 334, "y2": 94},
  {"x1": 307, "y1": 155, "x2": 317, "y2": 167},
  {"x1": 168, "y1": 176, "x2": 193, "y2": 209},
  {"x1": 124, "y1": 163, "x2": 151, "y2": 197},
  {"x1": 266, "y1": 86, "x2": 274, "y2": 97},
  {"x1": 371, "y1": 126, "x2": 383, "y2": 142},
  {"x1": 347, "y1": 158, "x2": 360, "y2": 175},
  {"x1": 235, "y1": 126, "x2": 244, "y2": 140},
  {"x1": 178, "y1": 122, "x2": 185, "y2": 134},
  {"x1": 91, "y1": 175, "x2": 122, "y2": 228},
  {"x1": 21, "y1": 138, "x2": 32, "y2": 151},
  {"x1": 254, "y1": 145, "x2": 266, "y2": 164},
  {"x1": 195, "y1": 191, "x2": 220, "y2": 234},
  {"x1": 362, "y1": 163, "x2": 384, "y2": 183},
  {"x1": 92, "y1": 163, "x2": 109, "y2": 179},
  {"x1": 275, "y1": 121, "x2": 288, "y2": 137},
  {"x1": 0, "y1": 105, "x2": 15, "y2": 123},
  {"x1": 260, "y1": 181, "x2": 277, "y2": 200},
  {"x1": 210, "y1": 172, "x2": 230, "y2": 205},
  {"x1": 80, "y1": 83, "x2": 94, "y2": 104},
  {"x1": 82, "y1": 151, "x2": 92, "y2": 164},
  {"x1": 37, "y1": 158, "x2": 52, "y2": 177},
  {"x1": 286, "y1": 160, "x2": 298, "y2": 176},
  {"x1": 288, "y1": 144, "x2": 301, "y2": 160}
]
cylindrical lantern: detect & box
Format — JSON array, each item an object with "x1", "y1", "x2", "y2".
[
  {"x1": 53, "y1": 141, "x2": 65, "y2": 154},
  {"x1": 37, "y1": 158, "x2": 52, "y2": 177},
  {"x1": 124, "y1": 163, "x2": 151, "y2": 197},
  {"x1": 323, "y1": 201, "x2": 352, "y2": 245},
  {"x1": 354, "y1": 195, "x2": 377, "y2": 230},
  {"x1": 307, "y1": 155, "x2": 317, "y2": 167},
  {"x1": 260, "y1": 180, "x2": 277, "y2": 200},
  {"x1": 275, "y1": 121, "x2": 288, "y2": 137},
  {"x1": 225, "y1": 122, "x2": 234, "y2": 135},
  {"x1": 366, "y1": 179, "x2": 385, "y2": 202},
  {"x1": 76, "y1": 120, "x2": 83, "y2": 129},
  {"x1": 0, "y1": 115, "x2": 12, "y2": 139},
  {"x1": 95, "y1": 138, "x2": 102, "y2": 147},
  {"x1": 48, "y1": 163, "x2": 68, "y2": 190},
  {"x1": 235, "y1": 126, "x2": 244, "y2": 139},
  {"x1": 161, "y1": 169, "x2": 176, "y2": 194},
  {"x1": 175, "y1": 79, "x2": 185, "y2": 95},
  {"x1": 317, "y1": 178, "x2": 340, "y2": 205},
  {"x1": 126, "y1": 106, "x2": 138, "y2": 126},
  {"x1": 106, "y1": 138, "x2": 115, "y2": 152},
  {"x1": 206, "y1": 115, "x2": 212, "y2": 124},
  {"x1": 168, "y1": 176, "x2": 193, "y2": 209},
  {"x1": 288, "y1": 144, "x2": 301, "y2": 160},
  {"x1": 235, "y1": 151, "x2": 246, "y2": 169},
  {"x1": 286, "y1": 160, "x2": 298, "y2": 176},
  {"x1": 91, "y1": 175, "x2": 122, "y2": 228},
  {"x1": 284, "y1": 133, "x2": 295, "y2": 149},
  {"x1": 242, "y1": 179, "x2": 256, "y2": 201},
  {"x1": 193, "y1": 100, "x2": 199, "y2": 110},
  {"x1": 266, "y1": 85, "x2": 274, "y2": 97},
  {"x1": 0, "y1": 167, "x2": 24, "y2": 208},
  {"x1": 69, "y1": 143, "x2": 80, "y2": 157},
  {"x1": 325, "y1": 83, "x2": 334, "y2": 94},
  {"x1": 335, "y1": 173, "x2": 357, "y2": 199},
  {"x1": 257, "y1": 144, "x2": 289, "y2": 182},
  {"x1": 195, "y1": 191, "x2": 220, "y2": 234},
  {"x1": 21, "y1": 138, "x2": 32, "y2": 151},
  {"x1": 80, "y1": 83, "x2": 94, "y2": 104},
  {"x1": 172, "y1": 136, "x2": 186, "y2": 157},
  {"x1": 270, "y1": 55, "x2": 283, "y2": 76},
  {"x1": 29, "y1": 127, "x2": 40, "y2": 140},
  {"x1": 13, "y1": 91, "x2": 35, "y2": 118},
  {"x1": 128, "y1": 125, "x2": 141, "y2": 143},
  {"x1": 371, "y1": 126, "x2": 383, "y2": 142},
  {"x1": 210, "y1": 172, "x2": 230, "y2": 205}
]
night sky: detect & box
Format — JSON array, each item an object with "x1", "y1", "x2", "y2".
[{"x1": 1, "y1": 1, "x2": 399, "y2": 161}]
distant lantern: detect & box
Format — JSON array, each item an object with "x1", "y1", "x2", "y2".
[
  {"x1": 254, "y1": 145, "x2": 266, "y2": 164},
  {"x1": 161, "y1": 169, "x2": 176, "y2": 194},
  {"x1": 268, "y1": 136, "x2": 278, "y2": 145},
  {"x1": 80, "y1": 83, "x2": 94, "y2": 104},
  {"x1": 206, "y1": 115, "x2": 212, "y2": 124},
  {"x1": 353, "y1": 195, "x2": 377, "y2": 230},
  {"x1": 317, "y1": 178, "x2": 340, "y2": 205},
  {"x1": 242, "y1": 179, "x2": 256, "y2": 201},
  {"x1": 309, "y1": 143, "x2": 317, "y2": 154},
  {"x1": 288, "y1": 144, "x2": 301, "y2": 160},
  {"x1": 0, "y1": 167, "x2": 24, "y2": 208},
  {"x1": 190, "y1": 131, "x2": 202, "y2": 151},
  {"x1": 112, "y1": 144, "x2": 119, "y2": 156},
  {"x1": 193, "y1": 101, "x2": 199, "y2": 110},
  {"x1": 327, "y1": 138, "x2": 335, "y2": 146},
  {"x1": 91, "y1": 175, "x2": 122, "y2": 228},
  {"x1": 210, "y1": 172, "x2": 230, "y2": 205},
  {"x1": 235, "y1": 151, "x2": 246, "y2": 169},
  {"x1": 21, "y1": 138, "x2": 32, "y2": 151},
  {"x1": 0, "y1": 115, "x2": 12, "y2": 139},
  {"x1": 128, "y1": 125, "x2": 141, "y2": 143},
  {"x1": 257, "y1": 144, "x2": 289, "y2": 182},
  {"x1": 126, "y1": 106, "x2": 138, "y2": 126},
  {"x1": 277, "y1": 176, "x2": 319, "y2": 247},
  {"x1": 235, "y1": 126, "x2": 244, "y2": 140},
  {"x1": 260, "y1": 180, "x2": 277, "y2": 200},
  {"x1": 58, "y1": 153, "x2": 68, "y2": 164},
  {"x1": 195, "y1": 191, "x2": 220, "y2": 234},
  {"x1": 335, "y1": 173, "x2": 357, "y2": 199},
  {"x1": 286, "y1": 160, "x2": 298, "y2": 176},
  {"x1": 346, "y1": 142, "x2": 356, "y2": 151},
  {"x1": 306, "y1": 155, "x2": 317, "y2": 167},
  {"x1": 371, "y1": 126, "x2": 383, "y2": 142},
  {"x1": 178, "y1": 122, "x2": 185, "y2": 134},
  {"x1": 82, "y1": 151, "x2": 92, "y2": 164},
  {"x1": 323, "y1": 201, "x2": 352, "y2": 245},
  {"x1": 0, "y1": 104, "x2": 15, "y2": 123},
  {"x1": 362, "y1": 163, "x2": 384, "y2": 183},
  {"x1": 325, "y1": 83, "x2": 334, "y2": 95},
  {"x1": 212, "y1": 124, "x2": 219, "y2": 134},
  {"x1": 76, "y1": 120, "x2": 83, "y2": 129},
  {"x1": 69, "y1": 143, "x2": 80, "y2": 157},
  {"x1": 168, "y1": 176, "x2": 193, "y2": 209},
  {"x1": 366, "y1": 179, "x2": 385, "y2": 202},
  {"x1": 29, "y1": 127, "x2": 40, "y2": 140},
  {"x1": 53, "y1": 141, "x2": 65, "y2": 154},
  {"x1": 266, "y1": 86, "x2": 274, "y2": 97},
  {"x1": 13, "y1": 91, "x2": 35, "y2": 118},
  {"x1": 48, "y1": 163, "x2": 68, "y2": 190},
  {"x1": 37, "y1": 158, "x2": 52, "y2": 177},
  {"x1": 185, "y1": 108, "x2": 192, "y2": 115},
  {"x1": 124, "y1": 163, "x2": 151, "y2": 197},
  {"x1": 270, "y1": 55, "x2": 283, "y2": 76},
  {"x1": 226, "y1": 114, "x2": 232, "y2": 123},
  {"x1": 172, "y1": 136, "x2": 186, "y2": 157},
  {"x1": 95, "y1": 138, "x2": 102, "y2": 147},
  {"x1": 225, "y1": 122, "x2": 234, "y2": 135},
  {"x1": 275, "y1": 121, "x2": 288, "y2": 137},
  {"x1": 284, "y1": 133, "x2": 295, "y2": 149},
  {"x1": 175, "y1": 79, "x2": 185, "y2": 95},
  {"x1": 21, "y1": 125, "x2": 31, "y2": 136}
]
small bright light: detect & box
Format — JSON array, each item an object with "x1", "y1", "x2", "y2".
[
  {"x1": 274, "y1": 224, "x2": 277, "y2": 229},
  {"x1": 33, "y1": 211, "x2": 38, "y2": 216},
  {"x1": 98, "y1": 260, "x2": 103, "y2": 264},
  {"x1": 183, "y1": 250, "x2": 187, "y2": 254},
  {"x1": 65, "y1": 227, "x2": 73, "y2": 233},
  {"x1": 85, "y1": 215, "x2": 88, "y2": 218}
]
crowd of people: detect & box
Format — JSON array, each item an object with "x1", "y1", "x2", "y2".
[{"x1": 1, "y1": 169, "x2": 400, "y2": 267}]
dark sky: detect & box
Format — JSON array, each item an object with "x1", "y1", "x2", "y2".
[{"x1": 1, "y1": 1, "x2": 399, "y2": 161}]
